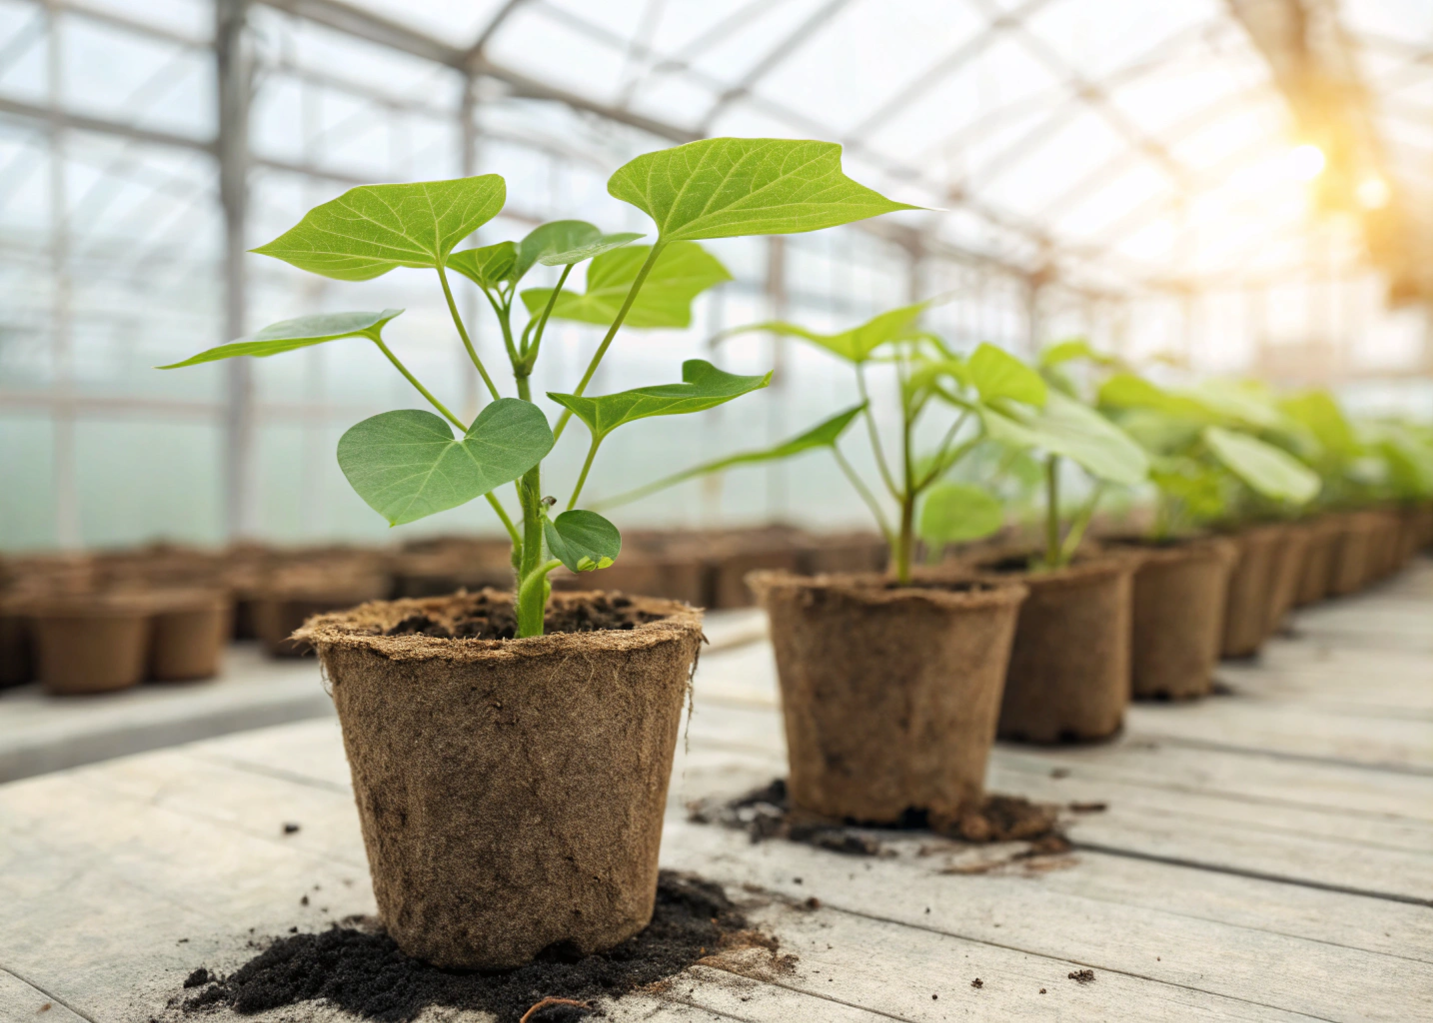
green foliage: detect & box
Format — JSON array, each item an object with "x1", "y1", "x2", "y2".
[
  {"x1": 549, "y1": 360, "x2": 771, "y2": 442},
  {"x1": 608, "y1": 138, "x2": 919, "y2": 241},
  {"x1": 983, "y1": 390, "x2": 1149, "y2": 487},
  {"x1": 521, "y1": 243, "x2": 730, "y2": 328},
  {"x1": 1098, "y1": 373, "x2": 1213, "y2": 422},
  {"x1": 448, "y1": 242, "x2": 517, "y2": 288},
  {"x1": 1281, "y1": 390, "x2": 1360, "y2": 458},
  {"x1": 918, "y1": 483, "x2": 1004, "y2": 545},
  {"x1": 1203, "y1": 426, "x2": 1320, "y2": 504},
  {"x1": 968, "y1": 343, "x2": 1048, "y2": 407},
  {"x1": 1039, "y1": 338, "x2": 1122, "y2": 369},
  {"x1": 544, "y1": 510, "x2": 622, "y2": 572},
  {"x1": 515, "y1": 220, "x2": 643, "y2": 280},
  {"x1": 337, "y1": 400, "x2": 554, "y2": 526},
  {"x1": 721, "y1": 303, "x2": 927, "y2": 364},
  {"x1": 158, "y1": 310, "x2": 403, "y2": 368},
  {"x1": 253, "y1": 176, "x2": 506, "y2": 280}
]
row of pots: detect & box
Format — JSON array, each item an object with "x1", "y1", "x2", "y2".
[{"x1": 292, "y1": 502, "x2": 1430, "y2": 970}]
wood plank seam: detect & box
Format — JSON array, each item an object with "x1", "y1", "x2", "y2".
[
  {"x1": 0, "y1": 967, "x2": 101, "y2": 1023},
  {"x1": 1133, "y1": 735, "x2": 1433, "y2": 777}
]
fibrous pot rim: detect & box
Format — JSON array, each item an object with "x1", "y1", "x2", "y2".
[
  {"x1": 746, "y1": 569, "x2": 1028, "y2": 610},
  {"x1": 297, "y1": 588, "x2": 704, "y2": 664}
]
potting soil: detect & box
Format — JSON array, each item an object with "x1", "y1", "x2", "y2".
[{"x1": 382, "y1": 592, "x2": 664, "y2": 641}]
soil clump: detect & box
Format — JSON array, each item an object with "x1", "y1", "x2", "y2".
[
  {"x1": 178, "y1": 872, "x2": 756, "y2": 1023},
  {"x1": 381, "y1": 592, "x2": 663, "y2": 641}
]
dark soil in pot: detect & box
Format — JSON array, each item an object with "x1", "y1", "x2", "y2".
[
  {"x1": 177, "y1": 871, "x2": 767, "y2": 1023},
  {"x1": 971, "y1": 553, "x2": 1136, "y2": 743},
  {"x1": 298, "y1": 590, "x2": 703, "y2": 971},
  {"x1": 1264, "y1": 523, "x2": 1314, "y2": 640},
  {"x1": 252, "y1": 570, "x2": 391, "y2": 657},
  {"x1": 1295, "y1": 518, "x2": 1340, "y2": 607},
  {"x1": 146, "y1": 588, "x2": 233, "y2": 681},
  {"x1": 1328, "y1": 512, "x2": 1379, "y2": 597},
  {"x1": 748, "y1": 571, "x2": 1027, "y2": 828},
  {"x1": 1103, "y1": 536, "x2": 1235, "y2": 700},
  {"x1": 1220, "y1": 525, "x2": 1285, "y2": 658},
  {"x1": 30, "y1": 594, "x2": 152, "y2": 695}
]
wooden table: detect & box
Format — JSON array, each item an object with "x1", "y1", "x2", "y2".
[{"x1": 2, "y1": 563, "x2": 1429, "y2": 1022}]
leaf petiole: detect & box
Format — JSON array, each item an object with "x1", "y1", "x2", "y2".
[
  {"x1": 567, "y1": 435, "x2": 602, "y2": 512},
  {"x1": 437, "y1": 262, "x2": 501, "y2": 401},
  {"x1": 485, "y1": 491, "x2": 522, "y2": 549},
  {"x1": 524, "y1": 263, "x2": 573, "y2": 372},
  {"x1": 370, "y1": 336, "x2": 466, "y2": 431}
]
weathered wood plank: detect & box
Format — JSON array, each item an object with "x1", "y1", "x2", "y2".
[{"x1": 0, "y1": 971, "x2": 89, "y2": 1023}]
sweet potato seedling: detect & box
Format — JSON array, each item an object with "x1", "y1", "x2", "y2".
[
  {"x1": 601, "y1": 303, "x2": 1067, "y2": 583},
  {"x1": 161, "y1": 138, "x2": 917, "y2": 636}
]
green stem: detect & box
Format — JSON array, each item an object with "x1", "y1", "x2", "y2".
[
  {"x1": 484, "y1": 491, "x2": 522, "y2": 549},
  {"x1": 1060, "y1": 482, "x2": 1105, "y2": 563},
  {"x1": 856, "y1": 364, "x2": 901, "y2": 500},
  {"x1": 553, "y1": 243, "x2": 664, "y2": 442},
  {"x1": 437, "y1": 263, "x2": 501, "y2": 401},
  {"x1": 567, "y1": 435, "x2": 602, "y2": 511},
  {"x1": 895, "y1": 370, "x2": 916, "y2": 585},
  {"x1": 1045, "y1": 454, "x2": 1061, "y2": 568},
  {"x1": 515, "y1": 464, "x2": 547, "y2": 637},
  {"x1": 524, "y1": 264, "x2": 572, "y2": 370},
  {"x1": 370, "y1": 338, "x2": 466, "y2": 431},
  {"x1": 833, "y1": 446, "x2": 894, "y2": 545},
  {"x1": 916, "y1": 411, "x2": 970, "y2": 491},
  {"x1": 517, "y1": 558, "x2": 564, "y2": 616}
]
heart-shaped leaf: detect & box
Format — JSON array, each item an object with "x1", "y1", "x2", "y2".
[
  {"x1": 608, "y1": 138, "x2": 921, "y2": 242},
  {"x1": 722, "y1": 303, "x2": 927, "y2": 364},
  {"x1": 1281, "y1": 390, "x2": 1360, "y2": 458},
  {"x1": 982, "y1": 391, "x2": 1148, "y2": 486},
  {"x1": 1039, "y1": 338, "x2": 1123, "y2": 369},
  {"x1": 1203, "y1": 426, "x2": 1319, "y2": 504},
  {"x1": 337, "y1": 399, "x2": 554, "y2": 526},
  {"x1": 548, "y1": 359, "x2": 771, "y2": 442},
  {"x1": 544, "y1": 510, "x2": 622, "y2": 573},
  {"x1": 521, "y1": 242, "x2": 731, "y2": 329},
  {"x1": 252, "y1": 175, "x2": 506, "y2": 281},
  {"x1": 448, "y1": 242, "x2": 516, "y2": 289},
  {"x1": 158, "y1": 310, "x2": 403, "y2": 368},
  {"x1": 1099, "y1": 373, "x2": 1213, "y2": 422},
  {"x1": 918, "y1": 482, "x2": 1005, "y2": 544},
  {"x1": 512, "y1": 220, "x2": 644, "y2": 276},
  {"x1": 968, "y1": 343, "x2": 1047, "y2": 406},
  {"x1": 1184, "y1": 379, "x2": 1282, "y2": 429}
]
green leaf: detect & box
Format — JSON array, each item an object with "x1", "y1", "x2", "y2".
[
  {"x1": 521, "y1": 242, "x2": 731, "y2": 329},
  {"x1": 918, "y1": 483, "x2": 1004, "y2": 545},
  {"x1": 1184, "y1": 379, "x2": 1282, "y2": 430},
  {"x1": 1099, "y1": 373, "x2": 1219, "y2": 427},
  {"x1": 448, "y1": 242, "x2": 516, "y2": 289},
  {"x1": 544, "y1": 510, "x2": 622, "y2": 573},
  {"x1": 548, "y1": 359, "x2": 771, "y2": 442},
  {"x1": 252, "y1": 175, "x2": 506, "y2": 281},
  {"x1": 968, "y1": 343, "x2": 1047, "y2": 406},
  {"x1": 525, "y1": 221, "x2": 644, "y2": 272},
  {"x1": 1150, "y1": 457, "x2": 1228, "y2": 522},
  {"x1": 158, "y1": 309, "x2": 402, "y2": 368},
  {"x1": 1038, "y1": 338, "x2": 1121, "y2": 368},
  {"x1": 1203, "y1": 426, "x2": 1320, "y2": 504},
  {"x1": 722, "y1": 302, "x2": 927, "y2": 364},
  {"x1": 982, "y1": 391, "x2": 1149, "y2": 486},
  {"x1": 337, "y1": 399, "x2": 554, "y2": 526},
  {"x1": 1280, "y1": 390, "x2": 1360, "y2": 458},
  {"x1": 608, "y1": 137, "x2": 921, "y2": 242}
]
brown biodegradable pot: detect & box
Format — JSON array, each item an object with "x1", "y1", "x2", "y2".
[
  {"x1": 796, "y1": 532, "x2": 889, "y2": 575},
  {"x1": 709, "y1": 545, "x2": 801, "y2": 609},
  {"x1": 551, "y1": 553, "x2": 707, "y2": 606},
  {"x1": 1220, "y1": 525, "x2": 1285, "y2": 658},
  {"x1": 252, "y1": 572, "x2": 391, "y2": 657},
  {"x1": 974, "y1": 554, "x2": 1136, "y2": 743},
  {"x1": 1105, "y1": 536, "x2": 1236, "y2": 700},
  {"x1": 0, "y1": 594, "x2": 33, "y2": 688},
  {"x1": 1328, "y1": 512, "x2": 1379, "y2": 596},
  {"x1": 1294, "y1": 518, "x2": 1340, "y2": 607},
  {"x1": 748, "y1": 571, "x2": 1026, "y2": 826},
  {"x1": 298, "y1": 590, "x2": 703, "y2": 970},
  {"x1": 147, "y1": 589, "x2": 233, "y2": 681},
  {"x1": 31, "y1": 595, "x2": 152, "y2": 695},
  {"x1": 1368, "y1": 509, "x2": 1402, "y2": 580},
  {"x1": 1264, "y1": 523, "x2": 1314, "y2": 640}
]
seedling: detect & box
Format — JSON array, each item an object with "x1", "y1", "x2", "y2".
[
  {"x1": 1096, "y1": 369, "x2": 1319, "y2": 536},
  {"x1": 600, "y1": 302, "x2": 1073, "y2": 583},
  {"x1": 161, "y1": 138, "x2": 916, "y2": 636}
]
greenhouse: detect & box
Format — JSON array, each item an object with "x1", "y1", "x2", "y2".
[{"x1": 0, "y1": 1, "x2": 1429, "y2": 1020}]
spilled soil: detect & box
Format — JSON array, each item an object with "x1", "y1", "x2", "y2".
[
  {"x1": 687, "y1": 778, "x2": 1076, "y2": 859},
  {"x1": 381, "y1": 592, "x2": 663, "y2": 642},
  {"x1": 178, "y1": 872, "x2": 768, "y2": 1023}
]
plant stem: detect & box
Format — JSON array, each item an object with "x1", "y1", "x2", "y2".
[
  {"x1": 1045, "y1": 454, "x2": 1061, "y2": 568},
  {"x1": 1060, "y1": 482, "x2": 1104, "y2": 563},
  {"x1": 437, "y1": 263, "x2": 501, "y2": 401},
  {"x1": 553, "y1": 243, "x2": 664, "y2": 442},
  {"x1": 916, "y1": 411, "x2": 970, "y2": 490},
  {"x1": 370, "y1": 338, "x2": 466, "y2": 431},
  {"x1": 855, "y1": 364, "x2": 902, "y2": 500},
  {"x1": 524, "y1": 264, "x2": 572, "y2": 369},
  {"x1": 895, "y1": 363, "x2": 916, "y2": 586},
  {"x1": 832, "y1": 446, "x2": 894, "y2": 545},
  {"x1": 567, "y1": 435, "x2": 602, "y2": 511},
  {"x1": 515, "y1": 464, "x2": 547, "y2": 637},
  {"x1": 485, "y1": 491, "x2": 522, "y2": 548}
]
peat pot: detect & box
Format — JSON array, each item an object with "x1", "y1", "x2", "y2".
[
  {"x1": 1105, "y1": 536, "x2": 1236, "y2": 700},
  {"x1": 749, "y1": 572, "x2": 1026, "y2": 827},
  {"x1": 147, "y1": 588, "x2": 233, "y2": 681},
  {"x1": 299, "y1": 589, "x2": 703, "y2": 970},
  {"x1": 252, "y1": 570, "x2": 391, "y2": 657},
  {"x1": 975, "y1": 553, "x2": 1137, "y2": 744},
  {"x1": 31, "y1": 594, "x2": 151, "y2": 695},
  {"x1": 1220, "y1": 525, "x2": 1285, "y2": 658},
  {"x1": 1295, "y1": 518, "x2": 1341, "y2": 607},
  {"x1": 1264, "y1": 523, "x2": 1315, "y2": 641},
  {"x1": 0, "y1": 594, "x2": 33, "y2": 688},
  {"x1": 1328, "y1": 512, "x2": 1380, "y2": 597}
]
